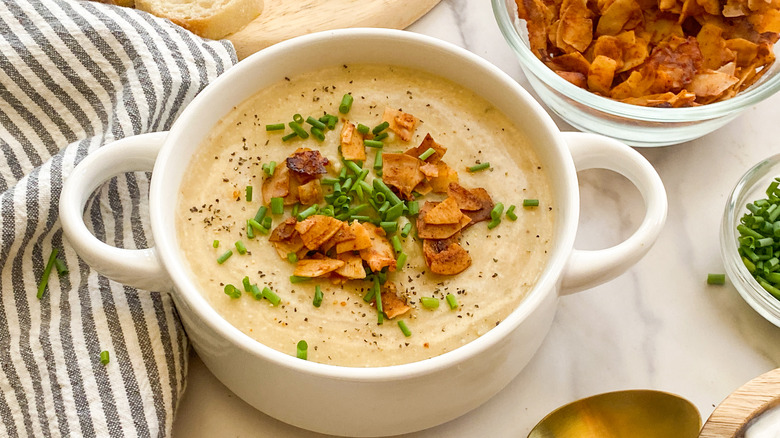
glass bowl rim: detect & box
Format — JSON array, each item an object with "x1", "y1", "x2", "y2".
[{"x1": 492, "y1": 0, "x2": 780, "y2": 122}]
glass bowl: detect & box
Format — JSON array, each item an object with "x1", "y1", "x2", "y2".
[
  {"x1": 492, "y1": 0, "x2": 780, "y2": 147},
  {"x1": 721, "y1": 154, "x2": 780, "y2": 327}
]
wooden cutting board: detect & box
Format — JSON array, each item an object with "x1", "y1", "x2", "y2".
[{"x1": 226, "y1": 0, "x2": 442, "y2": 59}]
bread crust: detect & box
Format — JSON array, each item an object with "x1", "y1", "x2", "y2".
[{"x1": 135, "y1": 0, "x2": 263, "y2": 40}]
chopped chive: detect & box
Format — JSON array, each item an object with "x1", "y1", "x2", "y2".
[
  {"x1": 506, "y1": 205, "x2": 518, "y2": 221},
  {"x1": 262, "y1": 287, "x2": 281, "y2": 306},
  {"x1": 293, "y1": 113, "x2": 304, "y2": 124},
  {"x1": 248, "y1": 219, "x2": 264, "y2": 231},
  {"x1": 246, "y1": 220, "x2": 255, "y2": 239},
  {"x1": 374, "y1": 278, "x2": 383, "y2": 324},
  {"x1": 380, "y1": 221, "x2": 398, "y2": 234},
  {"x1": 297, "y1": 340, "x2": 308, "y2": 360},
  {"x1": 326, "y1": 114, "x2": 338, "y2": 130},
  {"x1": 384, "y1": 202, "x2": 405, "y2": 222},
  {"x1": 407, "y1": 201, "x2": 419, "y2": 216},
  {"x1": 523, "y1": 199, "x2": 540, "y2": 207},
  {"x1": 396, "y1": 252, "x2": 407, "y2": 271},
  {"x1": 212, "y1": 239, "x2": 219, "y2": 248},
  {"x1": 262, "y1": 216, "x2": 272, "y2": 229},
  {"x1": 322, "y1": 177, "x2": 339, "y2": 186},
  {"x1": 313, "y1": 285, "x2": 323, "y2": 307},
  {"x1": 397, "y1": 320, "x2": 412, "y2": 337},
  {"x1": 707, "y1": 273, "x2": 726, "y2": 285},
  {"x1": 343, "y1": 160, "x2": 362, "y2": 175},
  {"x1": 235, "y1": 240, "x2": 247, "y2": 255},
  {"x1": 290, "y1": 275, "x2": 311, "y2": 284},
  {"x1": 373, "y1": 132, "x2": 388, "y2": 141},
  {"x1": 468, "y1": 162, "x2": 490, "y2": 172},
  {"x1": 357, "y1": 123, "x2": 370, "y2": 135},
  {"x1": 271, "y1": 197, "x2": 284, "y2": 215},
  {"x1": 54, "y1": 258, "x2": 68, "y2": 276},
  {"x1": 37, "y1": 248, "x2": 59, "y2": 299},
  {"x1": 311, "y1": 127, "x2": 325, "y2": 142},
  {"x1": 364, "y1": 140, "x2": 384, "y2": 148},
  {"x1": 339, "y1": 167, "x2": 347, "y2": 180},
  {"x1": 249, "y1": 284, "x2": 263, "y2": 300},
  {"x1": 282, "y1": 132, "x2": 298, "y2": 142},
  {"x1": 297, "y1": 205, "x2": 318, "y2": 221},
  {"x1": 306, "y1": 116, "x2": 327, "y2": 130},
  {"x1": 372, "y1": 121, "x2": 389, "y2": 135},
  {"x1": 254, "y1": 205, "x2": 268, "y2": 223},
  {"x1": 242, "y1": 276, "x2": 252, "y2": 292},
  {"x1": 266, "y1": 123, "x2": 285, "y2": 131},
  {"x1": 418, "y1": 147, "x2": 435, "y2": 161},
  {"x1": 487, "y1": 219, "x2": 501, "y2": 229},
  {"x1": 420, "y1": 296, "x2": 439, "y2": 309},
  {"x1": 391, "y1": 235, "x2": 403, "y2": 253},
  {"x1": 378, "y1": 200, "x2": 391, "y2": 215},
  {"x1": 262, "y1": 161, "x2": 277, "y2": 176},
  {"x1": 491, "y1": 203, "x2": 505, "y2": 221},
  {"x1": 351, "y1": 215, "x2": 371, "y2": 222},
  {"x1": 244, "y1": 186, "x2": 251, "y2": 203},
  {"x1": 373, "y1": 179, "x2": 402, "y2": 205},
  {"x1": 446, "y1": 293, "x2": 458, "y2": 309},
  {"x1": 339, "y1": 93, "x2": 353, "y2": 114},
  {"x1": 401, "y1": 222, "x2": 413, "y2": 237},
  {"x1": 224, "y1": 284, "x2": 241, "y2": 299},
  {"x1": 287, "y1": 252, "x2": 298, "y2": 263},
  {"x1": 216, "y1": 250, "x2": 233, "y2": 264},
  {"x1": 288, "y1": 121, "x2": 309, "y2": 139},
  {"x1": 99, "y1": 350, "x2": 110, "y2": 365}
]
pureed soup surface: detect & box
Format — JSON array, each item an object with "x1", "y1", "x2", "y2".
[{"x1": 177, "y1": 64, "x2": 554, "y2": 367}]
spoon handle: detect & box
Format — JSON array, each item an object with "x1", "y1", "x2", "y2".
[{"x1": 700, "y1": 368, "x2": 780, "y2": 437}]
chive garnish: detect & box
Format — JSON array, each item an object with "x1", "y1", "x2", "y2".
[
  {"x1": 373, "y1": 132, "x2": 388, "y2": 141},
  {"x1": 506, "y1": 205, "x2": 518, "y2": 221},
  {"x1": 311, "y1": 127, "x2": 325, "y2": 142},
  {"x1": 373, "y1": 179, "x2": 401, "y2": 206},
  {"x1": 37, "y1": 248, "x2": 58, "y2": 299},
  {"x1": 391, "y1": 235, "x2": 403, "y2": 253},
  {"x1": 446, "y1": 293, "x2": 458, "y2": 309},
  {"x1": 248, "y1": 219, "x2": 267, "y2": 233},
  {"x1": 293, "y1": 113, "x2": 304, "y2": 124},
  {"x1": 326, "y1": 114, "x2": 338, "y2": 130},
  {"x1": 306, "y1": 116, "x2": 327, "y2": 130},
  {"x1": 297, "y1": 205, "x2": 318, "y2": 221},
  {"x1": 343, "y1": 160, "x2": 362, "y2": 175},
  {"x1": 282, "y1": 132, "x2": 298, "y2": 142},
  {"x1": 54, "y1": 258, "x2": 68, "y2": 276},
  {"x1": 262, "y1": 216, "x2": 272, "y2": 229},
  {"x1": 313, "y1": 285, "x2": 323, "y2": 307},
  {"x1": 246, "y1": 220, "x2": 255, "y2": 239},
  {"x1": 374, "y1": 277, "x2": 383, "y2": 324},
  {"x1": 262, "y1": 161, "x2": 277, "y2": 176},
  {"x1": 407, "y1": 201, "x2": 419, "y2": 216},
  {"x1": 707, "y1": 273, "x2": 726, "y2": 285},
  {"x1": 488, "y1": 203, "x2": 505, "y2": 229},
  {"x1": 271, "y1": 197, "x2": 284, "y2": 215},
  {"x1": 287, "y1": 252, "x2": 298, "y2": 263},
  {"x1": 384, "y1": 202, "x2": 405, "y2": 221},
  {"x1": 212, "y1": 239, "x2": 219, "y2": 248},
  {"x1": 397, "y1": 320, "x2": 412, "y2": 337},
  {"x1": 288, "y1": 121, "x2": 309, "y2": 139},
  {"x1": 297, "y1": 340, "x2": 308, "y2": 360},
  {"x1": 262, "y1": 287, "x2": 281, "y2": 305},
  {"x1": 242, "y1": 276, "x2": 251, "y2": 292},
  {"x1": 418, "y1": 147, "x2": 435, "y2": 161},
  {"x1": 400, "y1": 222, "x2": 412, "y2": 237},
  {"x1": 357, "y1": 123, "x2": 370, "y2": 135},
  {"x1": 235, "y1": 240, "x2": 247, "y2": 255},
  {"x1": 216, "y1": 250, "x2": 233, "y2": 264},
  {"x1": 224, "y1": 284, "x2": 241, "y2": 299},
  {"x1": 468, "y1": 162, "x2": 490, "y2": 172},
  {"x1": 254, "y1": 205, "x2": 268, "y2": 223},
  {"x1": 266, "y1": 123, "x2": 285, "y2": 131},
  {"x1": 420, "y1": 296, "x2": 439, "y2": 309},
  {"x1": 380, "y1": 221, "x2": 398, "y2": 234},
  {"x1": 373, "y1": 151, "x2": 383, "y2": 170},
  {"x1": 523, "y1": 199, "x2": 540, "y2": 207},
  {"x1": 396, "y1": 252, "x2": 407, "y2": 271},
  {"x1": 364, "y1": 140, "x2": 384, "y2": 148},
  {"x1": 100, "y1": 350, "x2": 110, "y2": 365},
  {"x1": 290, "y1": 275, "x2": 311, "y2": 284},
  {"x1": 249, "y1": 284, "x2": 263, "y2": 300},
  {"x1": 372, "y1": 121, "x2": 389, "y2": 135},
  {"x1": 339, "y1": 93, "x2": 353, "y2": 114}
]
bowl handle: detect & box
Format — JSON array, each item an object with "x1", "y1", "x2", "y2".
[
  {"x1": 560, "y1": 132, "x2": 667, "y2": 294},
  {"x1": 59, "y1": 132, "x2": 172, "y2": 291}
]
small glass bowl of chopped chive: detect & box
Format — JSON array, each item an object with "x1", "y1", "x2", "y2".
[{"x1": 721, "y1": 153, "x2": 780, "y2": 327}]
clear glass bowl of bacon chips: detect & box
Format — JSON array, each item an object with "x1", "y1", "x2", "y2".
[{"x1": 492, "y1": 0, "x2": 780, "y2": 146}]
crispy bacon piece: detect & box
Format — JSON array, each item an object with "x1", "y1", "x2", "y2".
[
  {"x1": 358, "y1": 223, "x2": 396, "y2": 272},
  {"x1": 428, "y1": 161, "x2": 459, "y2": 193},
  {"x1": 335, "y1": 221, "x2": 372, "y2": 253},
  {"x1": 423, "y1": 196, "x2": 463, "y2": 224},
  {"x1": 293, "y1": 258, "x2": 345, "y2": 277},
  {"x1": 423, "y1": 236, "x2": 472, "y2": 275},
  {"x1": 379, "y1": 282, "x2": 410, "y2": 319},
  {"x1": 295, "y1": 215, "x2": 344, "y2": 250},
  {"x1": 297, "y1": 179, "x2": 323, "y2": 206},
  {"x1": 340, "y1": 122, "x2": 366, "y2": 161},
  {"x1": 382, "y1": 108, "x2": 418, "y2": 142},
  {"x1": 334, "y1": 252, "x2": 367, "y2": 279},
  {"x1": 262, "y1": 165, "x2": 290, "y2": 205},
  {"x1": 405, "y1": 134, "x2": 447, "y2": 164},
  {"x1": 286, "y1": 148, "x2": 329, "y2": 183},
  {"x1": 382, "y1": 153, "x2": 425, "y2": 200},
  {"x1": 416, "y1": 201, "x2": 472, "y2": 239}
]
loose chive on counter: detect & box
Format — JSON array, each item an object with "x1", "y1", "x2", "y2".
[
  {"x1": 339, "y1": 93, "x2": 353, "y2": 114},
  {"x1": 446, "y1": 293, "x2": 458, "y2": 310},
  {"x1": 468, "y1": 162, "x2": 490, "y2": 172},
  {"x1": 707, "y1": 273, "x2": 726, "y2": 285},
  {"x1": 37, "y1": 248, "x2": 59, "y2": 299},
  {"x1": 54, "y1": 258, "x2": 68, "y2": 276},
  {"x1": 523, "y1": 199, "x2": 540, "y2": 207},
  {"x1": 313, "y1": 285, "x2": 323, "y2": 308},
  {"x1": 216, "y1": 250, "x2": 233, "y2": 264},
  {"x1": 99, "y1": 350, "x2": 110, "y2": 365},
  {"x1": 397, "y1": 320, "x2": 412, "y2": 337},
  {"x1": 224, "y1": 284, "x2": 241, "y2": 299},
  {"x1": 420, "y1": 296, "x2": 439, "y2": 310},
  {"x1": 297, "y1": 340, "x2": 308, "y2": 360}
]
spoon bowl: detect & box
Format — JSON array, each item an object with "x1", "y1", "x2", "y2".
[{"x1": 529, "y1": 390, "x2": 701, "y2": 438}]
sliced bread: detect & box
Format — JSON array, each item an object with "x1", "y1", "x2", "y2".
[{"x1": 135, "y1": 0, "x2": 263, "y2": 40}]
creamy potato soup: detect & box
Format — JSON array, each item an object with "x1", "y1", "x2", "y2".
[{"x1": 177, "y1": 64, "x2": 554, "y2": 367}]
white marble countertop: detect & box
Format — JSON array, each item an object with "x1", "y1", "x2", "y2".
[{"x1": 172, "y1": 1, "x2": 780, "y2": 436}]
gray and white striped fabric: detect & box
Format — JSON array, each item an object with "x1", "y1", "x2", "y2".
[{"x1": 0, "y1": 0, "x2": 236, "y2": 436}]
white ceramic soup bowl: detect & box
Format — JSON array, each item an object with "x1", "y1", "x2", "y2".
[{"x1": 60, "y1": 29, "x2": 667, "y2": 436}]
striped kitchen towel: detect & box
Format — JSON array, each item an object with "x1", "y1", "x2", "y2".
[{"x1": 0, "y1": 0, "x2": 236, "y2": 436}]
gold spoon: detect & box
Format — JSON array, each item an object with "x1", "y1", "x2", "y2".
[{"x1": 528, "y1": 389, "x2": 701, "y2": 438}]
